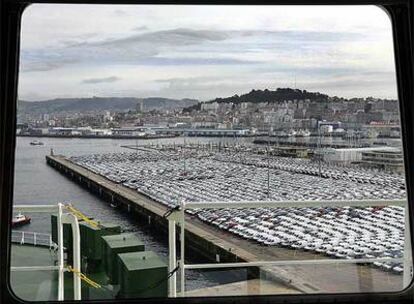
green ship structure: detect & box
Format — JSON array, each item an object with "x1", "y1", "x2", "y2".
[{"x1": 10, "y1": 212, "x2": 168, "y2": 301}]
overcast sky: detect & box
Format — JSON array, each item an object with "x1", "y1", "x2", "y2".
[{"x1": 19, "y1": 5, "x2": 397, "y2": 101}]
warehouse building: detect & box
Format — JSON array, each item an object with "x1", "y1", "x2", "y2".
[
  {"x1": 360, "y1": 148, "x2": 404, "y2": 173},
  {"x1": 323, "y1": 146, "x2": 403, "y2": 172}
]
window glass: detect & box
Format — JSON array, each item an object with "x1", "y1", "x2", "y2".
[{"x1": 12, "y1": 4, "x2": 410, "y2": 301}]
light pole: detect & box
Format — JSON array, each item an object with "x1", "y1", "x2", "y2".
[
  {"x1": 267, "y1": 145, "x2": 270, "y2": 199},
  {"x1": 267, "y1": 123, "x2": 272, "y2": 199},
  {"x1": 318, "y1": 122, "x2": 322, "y2": 177},
  {"x1": 183, "y1": 136, "x2": 187, "y2": 174}
]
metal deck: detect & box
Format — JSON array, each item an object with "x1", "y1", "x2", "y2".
[{"x1": 10, "y1": 244, "x2": 58, "y2": 301}]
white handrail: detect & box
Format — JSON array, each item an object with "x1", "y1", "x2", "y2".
[
  {"x1": 57, "y1": 203, "x2": 64, "y2": 301},
  {"x1": 12, "y1": 204, "x2": 81, "y2": 301},
  {"x1": 184, "y1": 257, "x2": 404, "y2": 269},
  {"x1": 168, "y1": 219, "x2": 177, "y2": 297},
  {"x1": 11, "y1": 231, "x2": 55, "y2": 247},
  {"x1": 180, "y1": 200, "x2": 185, "y2": 296},
  {"x1": 11, "y1": 266, "x2": 60, "y2": 272},
  {"x1": 184, "y1": 199, "x2": 406, "y2": 210},
  {"x1": 13, "y1": 205, "x2": 59, "y2": 213},
  {"x1": 168, "y1": 198, "x2": 412, "y2": 297},
  {"x1": 61, "y1": 213, "x2": 81, "y2": 300}
]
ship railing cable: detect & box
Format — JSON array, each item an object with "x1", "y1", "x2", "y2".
[
  {"x1": 67, "y1": 266, "x2": 101, "y2": 289},
  {"x1": 162, "y1": 205, "x2": 181, "y2": 219},
  {"x1": 64, "y1": 204, "x2": 100, "y2": 229}
]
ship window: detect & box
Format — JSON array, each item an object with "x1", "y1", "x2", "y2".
[{"x1": 3, "y1": 2, "x2": 414, "y2": 303}]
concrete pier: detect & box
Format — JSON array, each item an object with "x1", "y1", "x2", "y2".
[
  {"x1": 46, "y1": 155, "x2": 248, "y2": 262},
  {"x1": 46, "y1": 154, "x2": 403, "y2": 295}
]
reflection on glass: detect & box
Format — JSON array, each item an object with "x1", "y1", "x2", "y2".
[{"x1": 11, "y1": 4, "x2": 409, "y2": 301}]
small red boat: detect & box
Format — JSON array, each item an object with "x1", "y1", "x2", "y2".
[{"x1": 12, "y1": 213, "x2": 31, "y2": 227}]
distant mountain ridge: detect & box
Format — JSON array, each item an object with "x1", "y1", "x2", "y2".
[{"x1": 18, "y1": 97, "x2": 199, "y2": 114}]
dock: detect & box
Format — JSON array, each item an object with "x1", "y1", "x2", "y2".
[{"x1": 46, "y1": 154, "x2": 403, "y2": 294}]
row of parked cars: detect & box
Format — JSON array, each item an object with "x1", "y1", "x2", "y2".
[
  {"x1": 70, "y1": 146, "x2": 407, "y2": 275},
  {"x1": 191, "y1": 206, "x2": 405, "y2": 274},
  {"x1": 212, "y1": 152, "x2": 405, "y2": 190}
]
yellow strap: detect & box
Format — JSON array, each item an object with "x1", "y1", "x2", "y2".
[
  {"x1": 67, "y1": 266, "x2": 101, "y2": 288},
  {"x1": 64, "y1": 205, "x2": 100, "y2": 229}
]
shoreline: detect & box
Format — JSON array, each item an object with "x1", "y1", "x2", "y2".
[{"x1": 17, "y1": 134, "x2": 179, "y2": 140}]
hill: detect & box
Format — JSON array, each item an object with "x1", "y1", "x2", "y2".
[
  {"x1": 183, "y1": 88, "x2": 330, "y2": 112},
  {"x1": 18, "y1": 97, "x2": 199, "y2": 115},
  {"x1": 212, "y1": 88, "x2": 329, "y2": 104}
]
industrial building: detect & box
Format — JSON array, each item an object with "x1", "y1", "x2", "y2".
[
  {"x1": 322, "y1": 147, "x2": 404, "y2": 173},
  {"x1": 155, "y1": 127, "x2": 251, "y2": 137},
  {"x1": 360, "y1": 148, "x2": 405, "y2": 173}
]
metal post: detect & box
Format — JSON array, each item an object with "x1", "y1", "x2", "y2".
[
  {"x1": 34, "y1": 232, "x2": 37, "y2": 246},
  {"x1": 62, "y1": 213, "x2": 81, "y2": 300},
  {"x1": 318, "y1": 122, "x2": 322, "y2": 177},
  {"x1": 404, "y1": 203, "x2": 412, "y2": 288},
  {"x1": 267, "y1": 146, "x2": 270, "y2": 199},
  {"x1": 183, "y1": 137, "x2": 187, "y2": 174},
  {"x1": 57, "y1": 203, "x2": 65, "y2": 301},
  {"x1": 180, "y1": 200, "x2": 186, "y2": 296},
  {"x1": 168, "y1": 218, "x2": 177, "y2": 297},
  {"x1": 20, "y1": 231, "x2": 24, "y2": 245}
]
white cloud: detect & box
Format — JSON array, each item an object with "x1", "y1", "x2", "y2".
[{"x1": 19, "y1": 4, "x2": 397, "y2": 101}]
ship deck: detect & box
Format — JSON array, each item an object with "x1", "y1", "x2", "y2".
[
  {"x1": 9, "y1": 242, "x2": 405, "y2": 300},
  {"x1": 186, "y1": 278, "x2": 298, "y2": 297},
  {"x1": 10, "y1": 244, "x2": 58, "y2": 301},
  {"x1": 9, "y1": 243, "x2": 299, "y2": 300}
]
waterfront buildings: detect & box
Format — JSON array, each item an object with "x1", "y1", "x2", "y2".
[{"x1": 360, "y1": 148, "x2": 405, "y2": 173}]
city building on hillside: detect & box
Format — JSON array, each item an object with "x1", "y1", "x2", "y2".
[
  {"x1": 136, "y1": 101, "x2": 144, "y2": 113},
  {"x1": 362, "y1": 123, "x2": 401, "y2": 138},
  {"x1": 201, "y1": 102, "x2": 219, "y2": 112}
]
